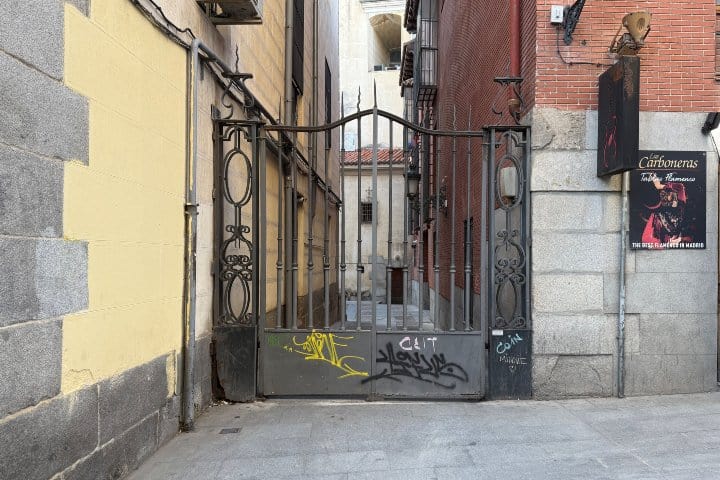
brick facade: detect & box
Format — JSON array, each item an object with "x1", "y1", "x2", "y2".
[
  {"x1": 415, "y1": 0, "x2": 719, "y2": 397},
  {"x1": 536, "y1": 0, "x2": 719, "y2": 111}
]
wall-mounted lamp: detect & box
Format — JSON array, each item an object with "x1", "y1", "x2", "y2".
[
  {"x1": 609, "y1": 12, "x2": 652, "y2": 56},
  {"x1": 405, "y1": 161, "x2": 421, "y2": 199},
  {"x1": 434, "y1": 176, "x2": 448, "y2": 217}
]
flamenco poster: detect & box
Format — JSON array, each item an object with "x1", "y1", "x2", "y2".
[{"x1": 630, "y1": 151, "x2": 706, "y2": 250}]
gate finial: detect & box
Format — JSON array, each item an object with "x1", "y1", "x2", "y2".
[
  {"x1": 356, "y1": 87, "x2": 361, "y2": 113},
  {"x1": 341, "y1": 92, "x2": 345, "y2": 119}
]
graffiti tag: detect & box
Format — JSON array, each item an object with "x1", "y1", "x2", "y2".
[
  {"x1": 495, "y1": 333, "x2": 523, "y2": 354},
  {"x1": 362, "y1": 342, "x2": 469, "y2": 389},
  {"x1": 399, "y1": 336, "x2": 438, "y2": 353},
  {"x1": 283, "y1": 331, "x2": 368, "y2": 379}
]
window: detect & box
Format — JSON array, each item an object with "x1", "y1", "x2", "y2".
[
  {"x1": 360, "y1": 202, "x2": 373, "y2": 223},
  {"x1": 292, "y1": 0, "x2": 304, "y2": 93}
]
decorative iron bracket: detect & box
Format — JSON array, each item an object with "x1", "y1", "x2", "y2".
[
  {"x1": 491, "y1": 77, "x2": 526, "y2": 125},
  {"x1": 563, "y1": 0, "x2": 586, "y2": 45}
]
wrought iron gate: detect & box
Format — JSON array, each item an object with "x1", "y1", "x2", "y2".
[
  {"x1": 212, "y1": 103, "x2": 532, "y2": 400},
  {"x1": 486, "y1": 126, "x2": 532, "y2": 399}
]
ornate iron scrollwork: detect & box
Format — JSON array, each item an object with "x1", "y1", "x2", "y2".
[
  {"x1": 493, "y1": 229, "x2": 527, "y2": 329},
  {"x1": 489, "y1": 128, "x2": 530, "y2": 331},
  {"x1": 218, "y1": 125, "x2": 255, "y2": 326}
]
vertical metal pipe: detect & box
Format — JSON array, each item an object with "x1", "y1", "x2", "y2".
[
  {"x1": 418, "y1": 112, "x2": 426, "y2": 329},
  {"x1": 523, "y1": 128, "x2": 532, "y2": 330},
  {"x1": 255, "y1": 125, "x2": 267, "y2": 331},
  {"x1": 510, "y1": 0, "x2": 521, "y2": 77},
  {"x1": 284, "y1": 0, "x2": 294, "y2": 125},
  {"x1": 276, "y1": 147, "x2": 284, "y2": 329},
  {"x1": 449, "y1": 108, "x2": 457, "y2": 331},
  {"x1": 480, "y1": 132, "x2": 489, "y2": 334},
  {"x1": 402, "y1": 128, "x2": 409, "y2": 332},
  {"x1": 306, "y1": 0, "x2": 319, "y2": 331},
  {"x1": 181, "y1": 39, "x2": 201, "y2": 431},
  {"x1": 291, "y1": 143, "x2": 299, "y2": 329},
  {"x1": 371, "y1": 87, "x2": 379, "y2": 331},
  {"x1": 340, "y1": 115, "x2": 347, "y2": 330},
  {"x1": 307, "y1": 151, "x2": 314, "y2": 330},
  {"x1": 433, "y1": 129, "x2": 440, "y2": 332},
  {"x1": 487, "y1": 128, "x2": 497, "y2": 333},
  {"x1": 323, "y1": 139, "x2": 330, "y2": 329},
  {"x1": 463, "y1": 112, "x2": 472, "y2": 331},
  {"x1": 210, "y1": 109, "x2": 222, "y2": 337},
  {"x1": 285, "y1": 175, "x2": 293, "y2": 328},
  {"x1": 356, "y1": 97, "x2": 363, "y2": 331},
  {"x1": 618, "y1": 171, "x2": 629, "y2": 398},
  {"x1": 386, "y1": 120, "x2": 393, "y2": 331},
  {"x1": 284, "y1": 0, "x2": 296, "y2": 328},
  {"x1": 312, "y1": 0, "x2": 319, "y2": 169}
]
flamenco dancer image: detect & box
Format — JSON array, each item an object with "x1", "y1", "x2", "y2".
[{"x1": 641, "y1": 177, "x2": 690, "y2": 247}]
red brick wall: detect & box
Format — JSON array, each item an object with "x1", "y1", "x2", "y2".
[
  {"x1": 536, "y1": 0, "x2": 720, "y2": 111},
  {"x1": 426, "y1": 0, "x2": 537, "y2": 298}
]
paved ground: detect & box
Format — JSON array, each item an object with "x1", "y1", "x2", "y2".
[{"x1": 129, "y1": 392, "x2": 720, "y2": 479}]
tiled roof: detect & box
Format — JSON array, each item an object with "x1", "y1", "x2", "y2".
[{"x1": 343, "y1": 148, "x2": 406, "y2": 165}]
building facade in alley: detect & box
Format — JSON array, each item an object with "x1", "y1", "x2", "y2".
[
  {"x1": 401, "y1": 0, "x2": 720, "y2": 398},
  {"x1": 0, "y1": 0, "x2": 339, "y2": 478},
  {"x1": 340, "y1": 0, "x2": 408, "y2": 300}
]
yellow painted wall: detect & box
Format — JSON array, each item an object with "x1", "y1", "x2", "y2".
[{"x1": 62, "y1": 1, "x2": 186, "y2": 394}]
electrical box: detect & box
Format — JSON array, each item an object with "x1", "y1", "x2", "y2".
[{"x1": 550, "y1": 5, "x2": 564, "y2": 24}]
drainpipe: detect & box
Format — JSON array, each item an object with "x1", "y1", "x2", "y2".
[
  {"x1": 510, "y1": 0, "x2": 521, "y2": 77},
  {"x1": 284, "y1": 0, "x2": 296, "y2": 322},
  {"x1": 508, "y1": 0, "x2": 522, "y2": 113},
  {"x1": 284, "y1": 0, "x2": 295, "y2": 125},
  {"x1": 617, "y1": 171, "x2": 629, "y2": 398},
  {"x1": 181, "y1": 38, "x2": 201, "y2": 431}
]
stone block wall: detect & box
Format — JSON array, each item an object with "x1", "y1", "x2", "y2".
[
  {"x1": 0, "y1": 0, "x2": 88, "y2": 449},
  {"x1": 531, "y1": 107, "x2": 718, "y2": 398},
  {"x1": 0, "y1": 2, "x2": 188, "y2": 478}
]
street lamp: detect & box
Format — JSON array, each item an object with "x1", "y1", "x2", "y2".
[{"x1": 405, "y1": 161, "x2": 421, "y2": 199}]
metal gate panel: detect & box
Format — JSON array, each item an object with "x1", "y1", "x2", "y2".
[
  {"x1": 370, "y1": 332, "x2": 483, "y2": 398},
  {"x1": 256, "y1": 103, "x2": 490, "y2": 399},
  {"x1": 261, "y1": 330, "x2": 372, "y2": 396},
  {"x1": 213, "y1": 117, "x2": 263, "y2": 402},
  {"x1": 215, "y1": 325, "x2": 257, "y2": 402},
  {"x1": 485, "y1": 126, "x2": 532, "y2": 399}
]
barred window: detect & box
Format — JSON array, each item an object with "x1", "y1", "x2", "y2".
[{"x1": 360, "y1": 202, "x2": 373, "y2": 223}]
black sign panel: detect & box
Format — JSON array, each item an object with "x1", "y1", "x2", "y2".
[
  {"x1": 630, "y1": 151, "x2": 706, "y2": 250},
  {"x1": 488, "y1": 329, "x2": 531, "y2": 400},
  {"x1": 597, "y1": 56, "x2": 640, "y2": 177}
]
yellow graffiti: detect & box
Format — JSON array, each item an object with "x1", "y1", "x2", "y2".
[{"x1": 288, "y1": 331, "x2": 369, "y2": 379}]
